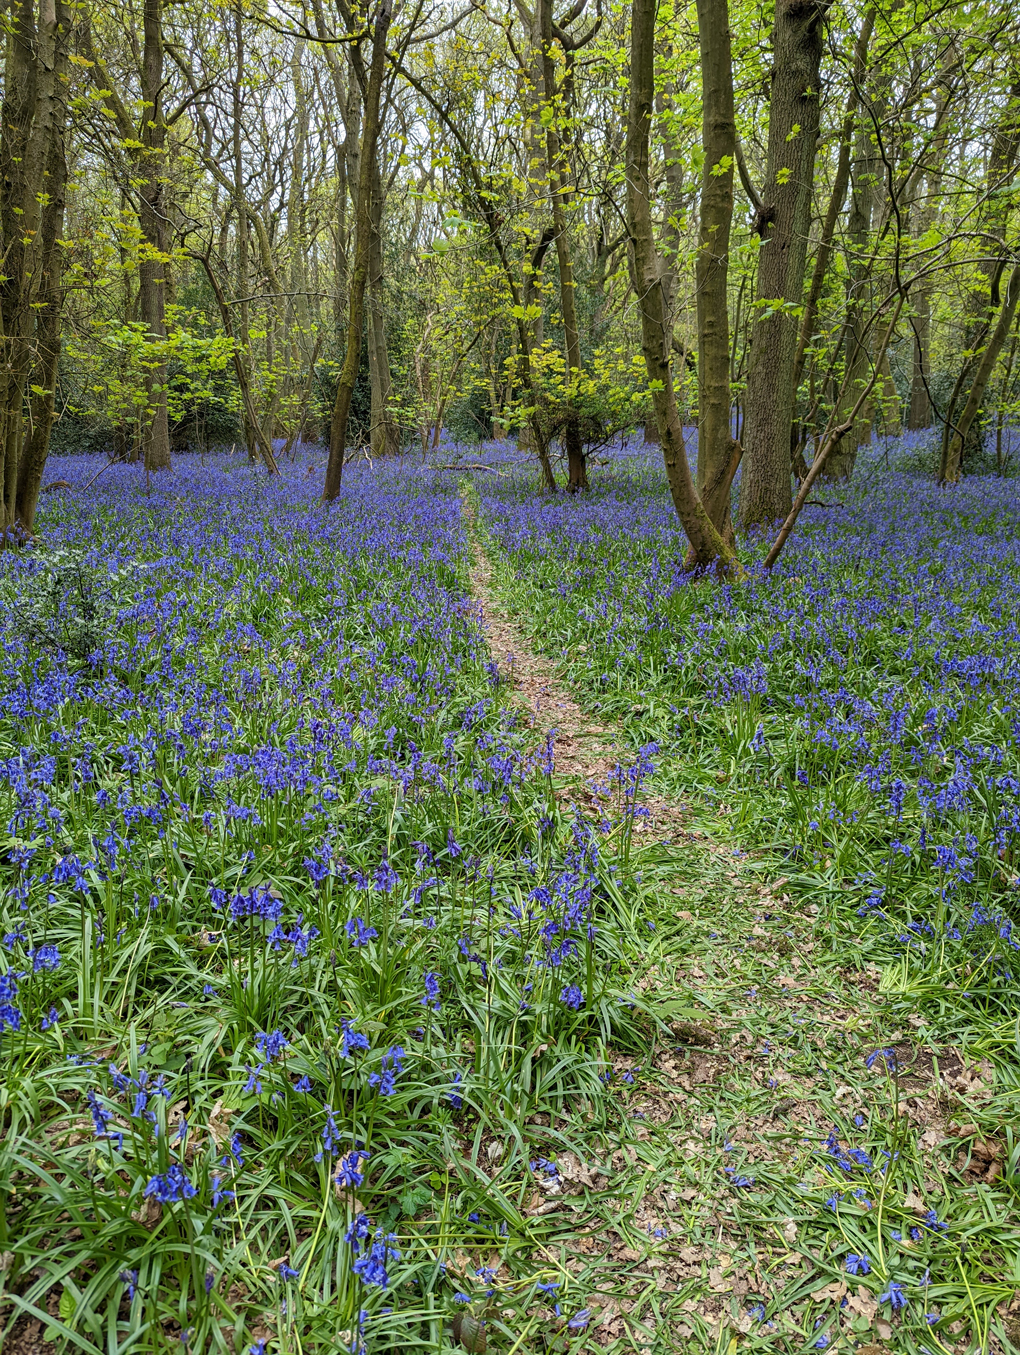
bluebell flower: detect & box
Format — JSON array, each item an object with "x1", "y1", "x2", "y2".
[
  {"x1": 560, "y1": 984, "x2": 584, "y2": 1010},
  {"x1": 211, "y1": 1174, "x2": 234, "y2": 1207},
  {"x1": 422, "y1": 970, "x2": 441, "y2": 1009},
  {"x1": 40, "y1": 1006, "x2": 58, "y2": 1030},
  {"x1": 879, "y1": 1281, "x2": 908, "y2": 1311},
  {"x1": 448, "y1": 1071, "x2": 463, "y2": 1108},
  {"x1": 0, "y1": 971, "x2": 23, "y2": 1035},
  {"x1": 340, "y1": 1019, "x2": 370, "y2": 1058},
  {"x1": 368, "y1": 1046, "x2": 405, "y2": 1095},
  {"x1": 119, "y1": 1270, "x2": 139, "y2": 1300},
  {"x1": 335, "y1": 1149, "x2": 370, "y2": 1189},
  {"x1": 144, "y1": 1163, "x2": 197, "y2": 1203},
  {"x1": 567, "y1": 1310, "x2": 590, "y2": 1330},
  {"x1": 28, "y1": 944, "x2": 60, "y2": 972},
  {"x1": 345, "y1": 917, "x2": 378, "y2": 947},
  {"x1": 315, "y1": 1105, "x2": 342, "y2": 1160},
  {"x1": 255, "y1": 1029, "x2": 289, "y2": 1061},
  {"x1": 845, "y1": 1254, "x2": 870, "y2": 1275},
  {"x1": 865, "y1": 1048, "x2": 897, "y2": 1071},
  {"x1": 294, "y1": 1074, "x2": 312, "y2": 1093}
]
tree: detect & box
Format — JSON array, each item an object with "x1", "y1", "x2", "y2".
[
  {"x1": 738, "y1": 0, "x2": 831, "y2": 530},
  {"x1": 625, "y1": 0, "x2": 738, "y2": 574},
  {"x1": 1, "y1": 0, "x2": 71, "y2": 537}
]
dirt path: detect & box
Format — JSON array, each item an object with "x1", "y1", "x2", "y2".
[{"x1": 464, "y1": 497, "x2": 689, "y2": 839}]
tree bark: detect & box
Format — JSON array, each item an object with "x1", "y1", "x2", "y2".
[
  {"x1": 15, "y1": 0, "x2": 69, "y2": 535},
  {"x1": 539, "y1": 0, "x2": 586, "y2": 490},
  {"x1": 367, "y1": 160, "x2": 399, "y2": 456},
  {"x1": 738, "y1": 0, "x2": 831, "y2": 529},
  {"x1": 323, "y1": 0, "x2": 392, "y2": 501},
  {"x1": 941, "y1": 264, "x2": 1020, "y2": 483},
  {"x1": 907, "y1": 285, "x2": 931, "y2": 428},
  {"x1": 693, "y1": 0, "x2": 738, "y2": 544},
  {"x1": 138, "y1": 0, "x2": 172, "y2": 473},
  {"x1": 626, "y1": 0, "x2": 739, "y2": 573},
  {"x1": 1, "y1": 0, "x2": 63, "y2": 535}
]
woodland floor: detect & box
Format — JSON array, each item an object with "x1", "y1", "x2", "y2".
[{"x1": 459, "y1": 497, "x2": 1020, "y2": 1355}]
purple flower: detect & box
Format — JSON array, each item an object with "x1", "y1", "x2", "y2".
[
  {"x1": 559, "y1": 983, "x2": 584, "y2": 1011},
  {"x1": 845, "y1": 1254, "x2": 870, "y2": 1275},
  {"x1": 143, "y1": 1163, "x2": 197, "y2": 1204},
  {"x1": 367, "y1": 1046, "x2": 405, "y2": 1095},
  {"x1": 28, "y1": 944, "x2": 60, "y2": 972},
  {"x1": 567, "y1": 1309, "x2": 590, "y2": 1330},
  {"x1": 879, "y1": 1281, "x2": 908, "y2": 1312},
  {"x1": 345, "y1": 917, "x2": 378, "y2": 948}
]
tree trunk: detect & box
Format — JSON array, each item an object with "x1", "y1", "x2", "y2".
[
  {"x1": 15, "y1": 0, "x2": 69, "y2": 535},
  {"x1": 693, "y1": 0, "x2": 738, "y2": 544},
  {"x1": 137, "y1": 0, "x2": 172, "y2": 473},
  {"x1": 626, "y1": 0, "x2": 738, "y2": 573},
  {"x1": 791, "y1": 8, "x2": 873, "y2": 402},
  {"x1": 941, "y1": 264, "x2": 1020, "y2": 483},
  {"x1": 825, "y1": 122, "x2": 873, "y2": 482},
  {"x1": 367, "y1": 161, "x2": 399, "y2": 456},
  {"x1": 323, "y1": 0, "x2": 392, "y2": 501},
  {"x1": 907, "y1": 285, "x2": 931, "y2": 428},
  {"x1": 738, "y1": 0, "x2": 831, "y2": 529},
  {"x1": 1, "y1": 0, "x2": 62, "y2": 536},
  {"x1": 539, "y1": 0, "x2": 586, "y2": 490}
]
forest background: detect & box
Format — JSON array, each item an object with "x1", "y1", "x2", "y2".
[{"x1": 2, "y1": 0, "x2": 1020, "y2": 543}]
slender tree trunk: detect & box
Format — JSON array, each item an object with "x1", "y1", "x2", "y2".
[
  {"x1": 825, "y1": 123, "x2": 873, "y2": 482},
  {"x1": 791, "y1": 8, "x2": 873, "y2": 401},
  {"x1": 15, "y1": 0, "x2": 69, "y2": 535},
  {"x1": 323, "y1": 0, "x2": 392, "y2": 501},
  {"x1": 367, "y1": 161, "x2": 399, "y2": 455},
  {"x1": 231, "y1": 12, "x2": 260, "y2": 463},
  {"x1": 539, "y1": 0, "x2": 586, "y2": 490},
  {"x1": 626, "y1": 0, "x2": 738, "y2": 573},
  {"x1": 693, "y1": 0, "x2": 738, "y2": 544},
  {"x1": 738, "y1": 0, "x2": 831, "y2": 529},
  {"x1": 138, "y1": 0, "x2": 172, "y2": 473},
  {"x1": 941, "y1": 264, "x2": 1020, "y2": 483},
  {"x1": 908, "y1": 286, "x2": 931, "y2": 429}
]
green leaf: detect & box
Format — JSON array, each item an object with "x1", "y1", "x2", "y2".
[
  {"x1": 452, "y1": 1312, "x2": 486, "y2": 1353},
  {"x1": 58, "y1": 1286, "x2": 76, "y2": 1323}
]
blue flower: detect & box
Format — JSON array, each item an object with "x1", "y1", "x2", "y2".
[
  {"x1": 560, "y1": 984, "x2": 584, "y2": 1010},
  {"x1": 367, "y1": 1046, "x2": 405, "y2": 1095},
  {"x1": 865, "y1": 1048, "x2": 897, "y2": 1071},
  {"x1": 340, "y1": 1019, "x2": 370, "y2": 1058},
  {"x1": 255, "y1": 1029, "x2": 289, "y2": 1061},
  {"x1": 143, "y1": 1163, "x2": 197, "y2": 1203},
  {"x1": 879, "y1": 1281, "x2": 908, "y2": 1311},
  {"x1": 335, "y1": 1149, "x2": 370, "y2": 1190},
  {"x1": 345, "y1": 917, "x2": 378, "y2": 948},
  {"x1": 211, "y1": 1174, "x2": 234, "y2": 1207},
  {"x1": 448, "y1": 1071, "x2": 463, "y2": 1108},
  {"x1": 40, "y1": 1006, "x2": 58, "y2": 1030},
  {"x1": 28, "y1": 944, "x2": 60, "y2": 972},
  {"x1": 567, "y1": 1309, "x2": 590, "y2": 1330},
  {"x1": 422, "y1": 970, "x2": 441, "y2": 1009},
  {"x1": 845, "y1": 1254, "x2": 870, "y2": 1275},
  {"x1": 315, "y1": 1105, "x2": 342, "y2": 1160},
  {"x1": 345, "y1": 1214, "x2": 400, "y2": 1290},
  {"x1": 119, "y1": 1269, "x2": 140, "y2": 1300}
]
